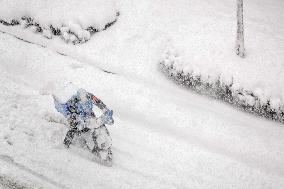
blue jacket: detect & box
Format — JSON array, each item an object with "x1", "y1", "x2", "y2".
[{"x1": 54, "y1": 90, "x2": 106, "y2": 120}]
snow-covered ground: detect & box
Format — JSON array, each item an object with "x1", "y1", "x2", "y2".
[{"x1": 0, "y1": 0, "x2": 284, "y2": 188}]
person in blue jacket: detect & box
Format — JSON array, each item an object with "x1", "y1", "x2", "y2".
[{"x1": 53, "y1": 88, "x2": 113, "y2": 149}]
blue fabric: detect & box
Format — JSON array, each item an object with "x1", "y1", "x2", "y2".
[
  {"x1": 102, "y1": 109, "x2": 114, "y2": 125},
  {"x1": 54, "y1": 100, "x2": 69, "y2": 117},
  {"x1": 76, "y1": 96, "x2": 94, "y2": 120},
  {"x1": 54, "y1": 91, "x2": 94, "y2": 120}
]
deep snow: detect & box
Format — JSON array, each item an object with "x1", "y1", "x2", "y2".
[
  {"x1": 0, "y1": 0, "x2": 284, "y2": 188},
  {"x1": 1, "y1": 30, "x2": 284, "y2": 188}
]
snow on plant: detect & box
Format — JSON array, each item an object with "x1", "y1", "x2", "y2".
[
  {"x1": 159, "y1": 43, "x2": 284, "y2": 123},
  {"x1": 0, "y1": 0, "x2": 119, "y2": 44}
]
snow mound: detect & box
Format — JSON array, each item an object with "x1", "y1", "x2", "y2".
[
  {"x1": 0, "y1": 0, "x2": 117, "y2": 30},
  {"x1": 0, "y1": 0, "x2": 119, "y2": 44}
]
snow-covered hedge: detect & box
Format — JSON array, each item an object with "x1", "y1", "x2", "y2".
[
  {"x1": 0, "y1": 0, "x2": 119, "y2": 44},
  {"x1": 160, "y1": 47, "x2": 284, "y2": 123}
]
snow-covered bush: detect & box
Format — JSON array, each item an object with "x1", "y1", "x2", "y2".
[
  {"x1": 0, "y1": 0, "x2": 119, "y2": 44},
  {"x1": 160, "y1": 46, "x2": 284, "y2": 123}
]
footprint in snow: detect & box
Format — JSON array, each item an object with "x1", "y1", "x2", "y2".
[{"x1": 3, "y1": 135, "x2": 13, "y2": 146}]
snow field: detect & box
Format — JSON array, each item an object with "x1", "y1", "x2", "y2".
[
  {"x1": 0, "y1": 0, "x2": 284, "y2": 188},
  {"x1": 1, "y1": 29, "x2": 284, "y2": 188}
]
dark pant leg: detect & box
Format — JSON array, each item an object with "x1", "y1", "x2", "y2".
[
  {"x1": 64, "y1": 129, "x2": 77, "y2": 147},
  {"x1": 64, "y1": 113, "x2": 79, "y2": 148}
]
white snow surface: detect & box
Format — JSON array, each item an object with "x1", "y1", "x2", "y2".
[
  {"x1": 53, "y1": 82, "x2": 79, "y2": 104},
  {"x1": 0, "y1": 0, "x2": 117, "y2": 30},
  {"x1": 0, "y1": 0, "x2": 284, "y2": 188}
]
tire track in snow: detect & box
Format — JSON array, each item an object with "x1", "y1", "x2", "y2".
[
  {"x1": 0, "y1": 29, "x2": 116, "y2": 75},
  {"x1": 0, "y1": 155, "x2": 69, "y2": 189}
]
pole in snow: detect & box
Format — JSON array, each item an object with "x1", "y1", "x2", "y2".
[{"x1": 236, "y1": 0, "x2": 245, "y2": 58}]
